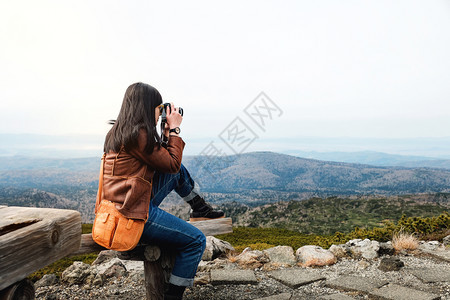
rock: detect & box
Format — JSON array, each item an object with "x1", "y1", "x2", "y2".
[
  {"x1": 346, "y1": 239, "x2": 379, "y2": 260},
  {"x1": 326, "y1": 275, "x2": 388, "y2": 293},
  {"x1": 407, "y1": 266, "x2": 450, "y2": 283},
  {"x1": 357, "y1": 260, "x2": 370, "y2": 270},
  {"x1": 194, "y1": 274, "x2": 210, "y2": 285},
  {"x1": 197, "y1": 260, "x2": 210, "y2": 272},
  {"x1": 418, "y1": 241, "x2": 440, "y2": 251},
  {"x1": 35, "y1": 274, "x2": 59, "y2": 288},
  {"x1": 346, "y1": 239, "x2": 363, "y2": 246},
  {"x1": 379, "y1": 241, "x2": 395, "y2": 256},
  {"x1": 92, "y1": 250, "x2": 119, "y2": 265},
  {"x1": 329, "y1": 244, "x2": 351, "y2": 259},
  {"x1": 443, "y1": 235, "x2": 450, "y2": 246},
  {"x1": 202, "y1": 236, "x2": 235, "y2": 261},
  {"x1": 378, "y1": 257, "x2": 404, "y2": 271},
  {"x1": 103, "y1": 260, "x2": 128, "y2": 279},
  {"x1": 234, "y1": 250, "x2": 270, "y2": 269},
  {"x1": 85, "y1": 272, "x2": 105, "y2": 286},
  {"x1": 263, "y1": 246, "x2": 296, "y2": 266},
  {"x1": 126, "y1": 270, "x2": 145, "y2": 284},
  {"x1": 198, "y1": 258, "x2": 229, "y2": 272},
  {"x1": 371, "y1": 283, "x2": 441, "y2": 300},
  {"x1": 61, "y1": 261, "x2": 91, "y2": 285},
  {"x1": 210, "y1": 269, "x2": 258, "y2": 285},
  {"x1": 84, "y1": 274, "x2": 95, "y2": 285},
  {"x1": 256, "y1": 293, "x2": 292, "y2": 300},
  {"x1": 268, "y1": 269, "x2": 325, "y2": 288},
  {"x1": 296, "y1": 245, "x2": 337, "y2": 267}
]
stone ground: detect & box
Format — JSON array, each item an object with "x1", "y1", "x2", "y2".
[{"x1": 36, "y1": 251, "x2": 450, "y2": 300}]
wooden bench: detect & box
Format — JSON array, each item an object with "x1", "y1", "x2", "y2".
[
  {"x1": 0, "y1": 206, "x2": 81, "y2": 300},
  {"x1": 77, "y1": 217, "x2": 233, "y2": 300},
  {"x1": 0, "y1": 205, "x2": 232, "y2": 300}
]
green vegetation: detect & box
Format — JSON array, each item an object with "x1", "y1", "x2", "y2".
[
  {"x1": 29, "y1": 209, "x2": 450, "y2": 282},
  {"x1": 223, "y1": 195, "x2": 449, "y2": 235},
  {"x1": 217, "y1": 212, "x2": 449, "y2": 253},
  {"x1": 28, "y1": 253, "x2": 98, "y2": 282},
  {"x1": 82, "y1": 223, "x2": 93, "y2": 234}
]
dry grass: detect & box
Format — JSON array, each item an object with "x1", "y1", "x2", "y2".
[
  {"x1": 392, "y1": 231, "x2": 419, "y2": 252},
  {"x1": 226, "y1": 252, "x2": 239, "y2": 263}
]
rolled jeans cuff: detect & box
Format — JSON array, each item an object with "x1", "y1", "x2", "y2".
[
  {"x1": 169, "y1": 274, "x2": 194, "y2": 287},
  {"x1": 182, "y1": 182, "x2": 200, "y2": 202}
]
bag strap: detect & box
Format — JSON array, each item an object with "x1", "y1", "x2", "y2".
[{"x1": 95, "y1": 153, "x2": 106, "y2": 212}]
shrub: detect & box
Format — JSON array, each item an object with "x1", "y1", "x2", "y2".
[
  {"x1": 397, "y1": 212, "x2": 449, "y2": 235},
  {"x1": 218, "y1": 212, "x2": 449, "y2": 253}
]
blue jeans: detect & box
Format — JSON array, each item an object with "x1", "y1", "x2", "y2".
[{"x1": 139, "y1": 163, "x2": 206, "y2": 287}]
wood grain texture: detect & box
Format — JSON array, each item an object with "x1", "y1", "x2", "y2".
[
  {"x1": 71, "y1": 233, "x2": 106, "y2": 256},
  {"x1": 0, "y1": 207, "x2": 81, "y2": 290},
  {"x1": 0, "y1": 278, "x2": 35, "y2": 300},
  {"x1": 144, "y1": 248, "x2": 176, "y2": 300},
  {"x1": 78, "y1": 217, "x2": 233, "y2": 255},
  {"x1": 187, "y1": 217, "x2": 233, "y2": 236}
]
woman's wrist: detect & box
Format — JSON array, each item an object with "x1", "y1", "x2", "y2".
[
  {"x1": 168, "y1": 126, "x2": 181, "y2": 135},
  {"x1": 169, "y1": 129, "x2": 180, "y2": 136}
]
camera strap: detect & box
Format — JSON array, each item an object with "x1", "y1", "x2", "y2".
[{"x1": 160, "y1": 120, "x2": 168, "y2": 144}]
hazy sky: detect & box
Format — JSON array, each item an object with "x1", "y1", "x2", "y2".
[{"x1": 1, "y1": 0, "x2": 449, "y2": 147}]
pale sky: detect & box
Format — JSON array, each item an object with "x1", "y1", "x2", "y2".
[{"x1": 1, "y1": 0, "x2": 450, "y2": 146}]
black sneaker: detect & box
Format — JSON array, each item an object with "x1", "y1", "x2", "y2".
[{"x1": 187, "y1": 195, "x2": 225, "y2": 222}]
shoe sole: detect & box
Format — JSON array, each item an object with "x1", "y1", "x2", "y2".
[{"x1": 189, "y1": 216, "x2": 225, "y2": 222}]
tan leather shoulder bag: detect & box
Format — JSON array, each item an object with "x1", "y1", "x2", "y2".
[{"x1": 92, "y1": 153, "x2": 147, "y2": 251}]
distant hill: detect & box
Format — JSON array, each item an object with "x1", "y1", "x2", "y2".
[
  {"x1": 0, "y1": 156, "x2": 100, "y2": 171},
  {"x1": 284, "y1": 150, "x2": 450, "y2": 169},
  {"x1": 2, "y1": 151, "x2": 450, "y2": 195},
  {"x1": 182, "y1": 151, "x2": 450, "y2": 195},
  {"x1": 395, "y1": 159, "x2": 450, "y2": 169},
  {"x1": 1, "y1": 151, "x2": 450, "y2": 222}
]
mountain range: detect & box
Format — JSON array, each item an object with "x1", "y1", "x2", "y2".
[
  {"x1": 284, "y1": 150, "x2": 450, "y2": 169},
  {"x1": 1, "y1": 151, "x2": 450, "y2": 222},
  {"x1": 182, "y1": 152, "x2": 450, "y2": 195}
]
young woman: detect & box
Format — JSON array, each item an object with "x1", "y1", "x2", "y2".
[{"x1": 102, "y1": 82, "x2": 224, "y2": 300}]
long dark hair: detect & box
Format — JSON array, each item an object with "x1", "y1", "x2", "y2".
[{"x1": 104, "y1": 82, "x2": 163, "y2": 154}]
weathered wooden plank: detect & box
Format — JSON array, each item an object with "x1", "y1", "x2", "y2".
[
  {"x1": 76, "y1": 217, "x2": 233, "y2": 255},
  {"x1": 188, "y1": 217, "x2": 233, "y2": 236},
  {"x1": 0, "y1": 207, "x2": 81, "y2": 291},
  {"x1": 0, "y1": 278, "x2": 35, "y2": 300},
  {"x1": 71, "y1": 233, "x2": 106, "y2": 256}
]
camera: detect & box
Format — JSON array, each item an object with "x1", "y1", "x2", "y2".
[
  {"x1": 160, "y1": 103, "x2": 184, "y2": 142},
  {"x1": 161, "y1": 103, "x2": 183, "y2": 123}
]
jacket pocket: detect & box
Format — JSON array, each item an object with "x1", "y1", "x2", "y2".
[{"x1": 110, "y1": 217, "x2": 145, "y2": 250}]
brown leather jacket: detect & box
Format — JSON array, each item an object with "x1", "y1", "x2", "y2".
[{"x1": 95, "y1": 129, "x2": 185, "y2": 220}]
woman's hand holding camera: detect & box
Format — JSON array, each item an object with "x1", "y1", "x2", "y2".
[{"x1": 166, "y1": 103, "x2": 182, "y2": 136}]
